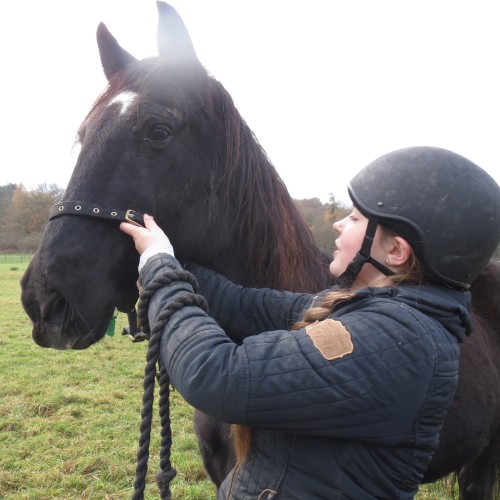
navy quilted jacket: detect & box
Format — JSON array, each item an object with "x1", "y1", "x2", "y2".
[{"x1": 138, "y1": 254, "x2": 472, "y2": 499}]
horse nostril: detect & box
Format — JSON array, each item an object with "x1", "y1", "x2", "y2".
[
  {"x1": 22, "y1": 295, "x2": 40, "y2": 325},
  {"x1": 41, "y1": 291, "x2": 68, "y2": 323}
]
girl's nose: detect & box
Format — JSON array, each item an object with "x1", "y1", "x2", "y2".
[{"x1": 333, "y1": 219, "x2": 343, "y2": 235}]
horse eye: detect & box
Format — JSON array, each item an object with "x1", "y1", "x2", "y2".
[{"x1": 145, "y1": 124, "x2": 171, "y2": 143}]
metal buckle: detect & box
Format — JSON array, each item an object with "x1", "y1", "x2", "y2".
[{"x1": 125, "y1": 209, "x2": 142, "y2": 227}]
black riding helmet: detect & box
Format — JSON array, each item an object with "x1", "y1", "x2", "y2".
[{"x1": 340, "y1": 146, "x2": 500, "y2": 290}]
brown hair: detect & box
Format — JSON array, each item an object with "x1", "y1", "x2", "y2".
[{"x1": 294, "y1": 233, "x2": 425, "y2": 329}]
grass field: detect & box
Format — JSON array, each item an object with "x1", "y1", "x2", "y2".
[{"x1": 1, "y1": 256, "x2": 456, "y2": 499}]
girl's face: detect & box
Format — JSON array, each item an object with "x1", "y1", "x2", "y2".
[
  {"x1": 329, "y1": 207, "x2": 368, "y2": 279},
  {"x1": 329, "y1": 207, "x2": 389, "y2": 288}
]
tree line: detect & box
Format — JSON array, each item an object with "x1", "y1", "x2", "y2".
[
  {"x1": 294, "y1": 196, "x2": 351, "y2": 254},
  {"x1": 0, "y1": 183, "x2": 64, "y2": 253},
  {"x1": 0, "y1": 184, "x2": 350, "y2": 255}
]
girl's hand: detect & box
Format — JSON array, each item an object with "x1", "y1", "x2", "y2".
[{"x1": 120, "y1": 214, "x2": 173, "y2": 256}]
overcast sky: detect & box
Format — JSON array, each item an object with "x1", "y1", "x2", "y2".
[{"x1": 2, "y1": 0, "x2": 499, "y2": 204}]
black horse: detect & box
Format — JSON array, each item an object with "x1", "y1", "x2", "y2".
[{"x1": 20, "y1": 3, "x2": 500, "y2": 498}]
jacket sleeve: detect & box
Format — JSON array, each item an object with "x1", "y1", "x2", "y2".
[
  {"x1": 139, "y1": 254, "x2": 457, "y2": 445},
  {"x1": 185, "y1": 262, "x2": 315, "y2": 342}
]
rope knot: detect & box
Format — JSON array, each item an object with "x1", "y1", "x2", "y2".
[{"x1": 156, "y1": 467, "x2": 177, "y2": 491}]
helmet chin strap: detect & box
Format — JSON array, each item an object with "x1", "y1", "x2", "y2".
[{"x1": 336, "y1": 216, "x2": 395, "y2": 287}]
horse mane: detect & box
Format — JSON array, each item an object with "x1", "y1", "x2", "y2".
[{"x1": 208, "y1": 77, "x2": 333, "y2": 291}]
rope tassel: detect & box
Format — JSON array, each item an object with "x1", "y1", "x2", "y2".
[{"x1": 133, "y1": 269, "x2": 208, "y2": 499}]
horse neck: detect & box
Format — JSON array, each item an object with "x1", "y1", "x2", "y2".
[{"x1": 469, "y1": 260, "x2": 500, "y2": 333}]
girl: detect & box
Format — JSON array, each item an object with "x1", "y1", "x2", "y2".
[{"x1": 121, "y1": 146, "x2": 500, "y2": 499}]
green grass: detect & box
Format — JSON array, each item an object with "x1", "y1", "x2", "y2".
[
  {"x1": 0, "y1": 256, "x2": 455, "y2": 499},
  {"x1": 1, "y1": 257, "x2": 216, "y2": 499}
]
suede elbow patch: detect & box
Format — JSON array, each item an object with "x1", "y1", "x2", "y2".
[{"x1": 305, "y1": 319, "x2": 354, "y2": 360}]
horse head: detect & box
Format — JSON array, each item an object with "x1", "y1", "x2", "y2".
[{"x1": 21, "y1": 2, "x2": 330, "y2": 350}]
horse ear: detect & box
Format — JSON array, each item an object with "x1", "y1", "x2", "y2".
[
  {"x1": 96, "y1": 22, "x2": 137, "y2": 81},
  {"x1": 156, "y1": 2, "x2": 198, "y2": 64}
]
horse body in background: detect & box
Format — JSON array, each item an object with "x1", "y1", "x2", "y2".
[{"x1": 20, "y1": 3, "x2": 500, "y2": 498}]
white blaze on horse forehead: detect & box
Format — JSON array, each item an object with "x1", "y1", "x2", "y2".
[{"x1": 107, "y1": 91, "x2": 138, "y2": 115}]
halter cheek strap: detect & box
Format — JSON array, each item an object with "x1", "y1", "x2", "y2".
[
  {"x1": 49, "y1": 201, "x2": 145, "y2": 227},
  {"x1": 337, "y1": 216, "x2": 395, "y2": 286}
]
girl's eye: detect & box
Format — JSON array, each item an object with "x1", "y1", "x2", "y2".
[{"x1": 145, "y1": 124, "x2": 171, "y2": 143}]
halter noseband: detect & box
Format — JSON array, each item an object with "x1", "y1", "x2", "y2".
[{"x1": 49, "y1": 201, "x2": 145, "y2": 227}]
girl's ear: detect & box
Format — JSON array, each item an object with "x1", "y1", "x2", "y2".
[{"x1": 387, "y1": 236, "x2": 412, "y2": 267}]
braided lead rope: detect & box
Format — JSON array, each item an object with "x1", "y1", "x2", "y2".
[{"x1": 133, "y1": 269, "x2": 208, "y2": 500}]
